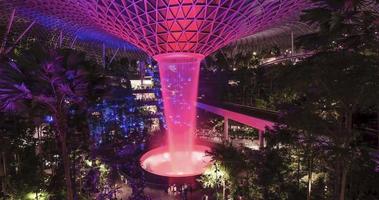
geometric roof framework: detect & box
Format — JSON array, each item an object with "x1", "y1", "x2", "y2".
[
  {"x1": 226, "y1": 21, "x2": 315, "y2": 53},
  {"x1": 8, "y1": 0, "x2": 313, "y2": 56},
  {"x1": 0, "y1": 5, "x2": 146, "y2": 62}
]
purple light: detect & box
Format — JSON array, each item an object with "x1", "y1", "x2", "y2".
[
  {"x1": 44, "y1": 115, "x2": 54, "y2": 123},
  {"x1": 11, "y1": 0, "x2": 311, "y2": 56},
  {"x1": 9, "y1": 0, "x2": 313, "y2": 177},
  {"x1": 155, "y1": 53, "x2": 203, "y2": 153}
]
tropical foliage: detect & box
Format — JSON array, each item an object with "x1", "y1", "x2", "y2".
[
  {"x1": 202, "y1": 1, "x2": 379, "y2": 200},
  {"x1": 0, "y1": 44, "x2": 105, "y2": 199}
]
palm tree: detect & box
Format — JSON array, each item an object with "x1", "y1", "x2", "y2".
[{"x1": 0, "y1": 45, "x2": 104, "y2": 200}]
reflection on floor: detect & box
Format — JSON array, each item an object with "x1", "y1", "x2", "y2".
[{"x1": 117, "y1": 183, "x2": 205, "y2": 200}]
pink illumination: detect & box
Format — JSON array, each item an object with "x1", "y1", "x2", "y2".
[
  {"x1": 140, "y1": 53, "x2": 207, "y2": 177},
  {"x1": 10, "y1": 0, "x2": 314, "y2": 177},
  {"x1": 155, "y1": 53, "x2": 204, "y2": 153},
  {"x1": 140, "y1": 145, "x2": 212, "y2": 177},
  {"x1": 197, "y1": 102, "x2": 275, "y2": 131},
  {"x1": 11, "y1": 1, "x2": 312, "y2": 56}
]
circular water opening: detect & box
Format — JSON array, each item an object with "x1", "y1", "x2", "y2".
[{"x1": 140, "y1": 145, "x2": 212, "y2": 177}]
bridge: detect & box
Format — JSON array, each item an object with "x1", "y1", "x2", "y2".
[
  {"x1": 197, "y1": 102, "x2": 279, "y2": 149},
  {"x1": 260, "y1": 52, "x2": 315, "y2": 66}
]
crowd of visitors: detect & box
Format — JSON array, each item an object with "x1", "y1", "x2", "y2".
[
  {"x1": 167, "y1": 184, "x2": 192, "y2": 200},
  {"x1": 132, "y1": 85, "x2": 154, "y2": 90}
]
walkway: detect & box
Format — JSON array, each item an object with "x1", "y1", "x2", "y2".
[
  {"x1": 197, "y1": 102, "x2": 278, "y2": 131},
  {"x1": 117, "y1": 183, "x2": 205, "y2": 200},
  {"x1": 197, "y1": 101, "x2": 279, "y2": 148}
]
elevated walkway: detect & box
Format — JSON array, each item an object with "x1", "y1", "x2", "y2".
[
  {"x1": 260, "y1": 52, "x2": 314, "y2": 66},
  {"x1": 197, "y1": 101, "x2": 279, "y2": 149}
]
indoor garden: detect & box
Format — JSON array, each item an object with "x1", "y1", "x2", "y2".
[{"x1": 0, "y1": 0, "x2": 378, "y2": 200}]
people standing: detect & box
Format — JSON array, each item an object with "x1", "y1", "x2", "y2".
[
  {"x1": 173, "y1": 184, "x2": 177, "y2": 196},
  {"x1": 167, "y1": 185, "x2": 172, "y2": 196},
  {"x1": 183, "y1": 184, "x2": 188, "y2": 200}
]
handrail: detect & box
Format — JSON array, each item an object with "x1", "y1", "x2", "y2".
[
  {"x1": 197, "y1": 102, "x2": 276, "y2": 131},
  {"x1": 260, "y1": 52, "x2": 315, "y2": 66}
]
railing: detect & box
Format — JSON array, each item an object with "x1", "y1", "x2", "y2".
[
  {"x1": 197, "y1": 102, "x2": 277, "y2": 131},
  {"x1": 260, "y1": 52, "x2": 315, "y2": 66}
]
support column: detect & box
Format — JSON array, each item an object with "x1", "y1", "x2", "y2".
[
  {"x1": 291, "y1": 31, "x2": 297, "y2": 63},
  {"x1": 107, "y1": 48, "x2": 119, "y2": 68},
  {"x1": 0, "y1": 8, "x2": 16, "y2": 54},
  {"x1": 259, "y1": 130, "x2": 265, "y2": 149},
  {"x1": 138, "y1": 60, "x2": 146, "y2": 86},
  {"x1": 224, "y1": 117, "x2": 229, "y2": 142},
  {"x1": 59, "y1": 31, "x2": 63, "y2": 48},
  {"x1": 291, "y1": 31, "x2": 294, "y2": 56},
  {"x1": 102, "y1": 43, "x2": 106, "y2": 69},
  {"x1": 70, "y1": 35, "x2": 77, "y2": 48},
  {"x1": 1, "y1": 152, "x2": 6, "y2": 193},
  {"x1": 5, "y1": 20, "x2": 35, "y2": 54}
]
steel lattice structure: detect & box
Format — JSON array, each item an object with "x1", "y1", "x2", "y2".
[
  {"x1": 7, "y1": 0, "x2": 313, "y2": 56},
  {"x1": 0, "y1": 3, "x2": 147, "y2": 62}
]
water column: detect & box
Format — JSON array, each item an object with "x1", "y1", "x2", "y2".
[{"x1": 154, "y1": 53, "x2": 204, "y2": 173}]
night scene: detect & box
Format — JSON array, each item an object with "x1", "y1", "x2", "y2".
[{"x1": 0, "y1": 0, "x2": 379, "y2": 200}]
